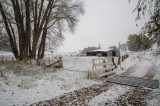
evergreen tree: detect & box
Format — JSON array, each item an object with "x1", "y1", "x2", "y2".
[{"x1": 127, "y1": 34, "x2": 151, "y2": 51}]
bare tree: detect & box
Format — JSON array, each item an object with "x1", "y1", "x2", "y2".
[
  {"x1": 0, "y1": 29, "x2": 11, "y2": 51},
  {"x1": 0, "y1": 0, "x2": 84, "y2": 60}
]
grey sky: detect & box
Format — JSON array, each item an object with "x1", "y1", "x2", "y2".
[{"x1": 58, "y1": 0, "x2": 145, "y2": 53}]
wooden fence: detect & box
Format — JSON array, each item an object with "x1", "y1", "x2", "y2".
[
  {"x1": 88, "y1": 55, "x2": 129, "y2": 79},
  {"x1": 0, "y1": 56, "x2": 63, "y2": 68},
  {"x1": 0, "y1": 56, "x2": 17, "y2": 63}
]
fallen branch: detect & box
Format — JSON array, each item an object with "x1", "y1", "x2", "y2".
[{"x1": 46, "y1": 60, "x2": 59, "y2": 67}]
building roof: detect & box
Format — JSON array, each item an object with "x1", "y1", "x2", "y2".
[
  {"x1": 81, "y1": 47, "x2": 100, "y2": 54},
  {"x1": 88, "y1": 48, "x2": 112, "y2": 52}
]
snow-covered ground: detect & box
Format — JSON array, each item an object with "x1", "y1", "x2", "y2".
[
  {"x1": 0, "y1": 51, "x2": 159, "y2": 106},
  {"x1": 145, "y1": 53, "x2": 160, "y2": 106},
  {"x1": 89, "y1": 85, "x2": 132, "y2": 106},
  {"x1": 88, "y1": 51, "x2": 156, "y2": 106},
  {"x1": 0, "y1": 63, "x2": 101, "y2": 106},
  {"x1": 0, "y1": 51, "x2": 14, "y2": 58}
]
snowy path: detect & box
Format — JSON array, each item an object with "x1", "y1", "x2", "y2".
[
  {"x1": 31, "y1": 55, "x2": 156, "y2": 106},
  {"x1": 116, "y1": 62, "x2": 156, "y2": 106},
  {"x1": 88, "y1": 58, "x2": 156, "y2": 106},
  {"x1": 145, "y1": 55, "x2": 160, "y2": 106}
]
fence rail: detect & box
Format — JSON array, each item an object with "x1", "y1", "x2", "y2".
[{"x1": 89, "y1": 55, "x2": 129, "y2": 78}]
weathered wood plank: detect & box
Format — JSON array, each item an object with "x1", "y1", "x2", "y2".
[
  {"x1": 46, "y1": 60, "x2": 59, "y2": 67},
  {"x1": 96, "y1": 66, "x2": 115, "y2": 72},
  {"x1": 100, "y1": 70, "x2": 116, "y2": 77},
  {"x1": 95, "y1": 63, "x2": 112, "y2": 66},
  {"x1": 106, "y1": 75, "x2": 159, "y2": 89}
]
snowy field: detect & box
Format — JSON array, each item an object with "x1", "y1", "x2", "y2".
[
  {"x1": 0, "y1": 64, "x2": 102, "y2": 106},
  {"x1": 0, "y1": 50, "x2": 160, "y2": 106},
  {"x1": 0, "y1": 54, "x2": 104, "y2": 106}
]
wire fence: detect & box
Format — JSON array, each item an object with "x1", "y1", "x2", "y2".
[
  {"x1": 62, "y1": 56, "x2": 122, "y2": 72},
  {"x1": 0, "y1": 52, "x2": 128, "y2": 72},
  {"x1": 62, "y1": 57, "x2": 95, "y2": 72},
  {"x1": 0, "y1": 49, "x2": 160, "y2": 72}
]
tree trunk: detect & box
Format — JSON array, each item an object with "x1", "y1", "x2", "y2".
[
  {"x1": 30, "y1": 32, "x2": 41, "y2": 59},
  {"x1": 11, "y1": 0, "x2": 29, "y2": 61},
  {"x1": 112, "y1": 57, "x2": 117, "y2": 68},
  {"x1": 38, "y1": 28, "x2": 47, "y2": 59},
  {"x1": 0, "y1": 2, "x2": 19, "y2": 59}
]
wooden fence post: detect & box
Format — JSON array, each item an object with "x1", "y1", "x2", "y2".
[
  {"x1": 92, "y1": 59, "x2": 95, "y2": 71},
  {"x1": 112, "y1": 57, "x2": 117, "y2": 68},
  {"x1": 1, "y1": 57, "x2": 3, "y2": 63},
  {"x1": 59, "y1": 57, "x2": 63, "y2": 68},
  {"x1": 125, "y1": 55, "x2": 127, "y2": 59},
  {"x1": 12, "y1": 57, "x2": 14, "y2": 62},
  {"x1": 103, "y1": 58, "x2": 106, "y2": 68},
  {"x1": 118, "y1": 56, "x2": 121, "y2": 65},
  {"x1": 36, "y1": 58, "x2": 39, "y2": 65},
  {"x1": 29, "y1": 58, "x2": 32, "y2": 64},
  {"x1": 122, "y1": 56, "x2": 124, "y2": 62}
]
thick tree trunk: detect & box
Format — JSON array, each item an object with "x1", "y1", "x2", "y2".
[
  {"x1": 38, "y1": 28, "x2": 47, "y2": 59},
  {"x1": 11, "y1": 42, "x2": 19, "y2": 59},
  {"x1": 30, "y1": 41, "x2": 37, "y2": 59},
  {"x1": 30, "y1": 32, "x2": 41, "y2": 59},
  {"x1": 0, "y1": 2, "x2": 19, "y2": 59},
  {"x1": 31, "y1": 0, "x2": 54, "y2": 59},
  {"x1": 11, "y1": 0, "x2": 29, "y2": 61},
  {"x1": 24, "y1": 0, "x2": 31, "y2": 60}
]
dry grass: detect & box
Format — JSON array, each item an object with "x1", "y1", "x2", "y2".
[
  {"x1": 37, "y1": 59, "x2": 46, "y2": 66},
  {"x1": 87, "y1": 70, "x2": 100, "y2": 79}
]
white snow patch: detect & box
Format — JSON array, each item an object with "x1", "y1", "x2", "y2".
[
  {"x1": 115, "y1": 53, "x2": 139, "y2": 75},
  {"x1": 88, "y1": 85, "x2": 132, "y2": 106},
  {"x1": 130, "y1": 60, "x2": 152, "y2": 77},
  {"x1": 146, "y1": 54, "x2": 160, "y2": 106},
  {"x1": 0, "y1": 64, "x2": 101, "y2": 106}
]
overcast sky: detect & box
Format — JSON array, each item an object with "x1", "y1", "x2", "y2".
[{"x1": 57, "y1": 0, "x2": 145, "y2": 53}]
